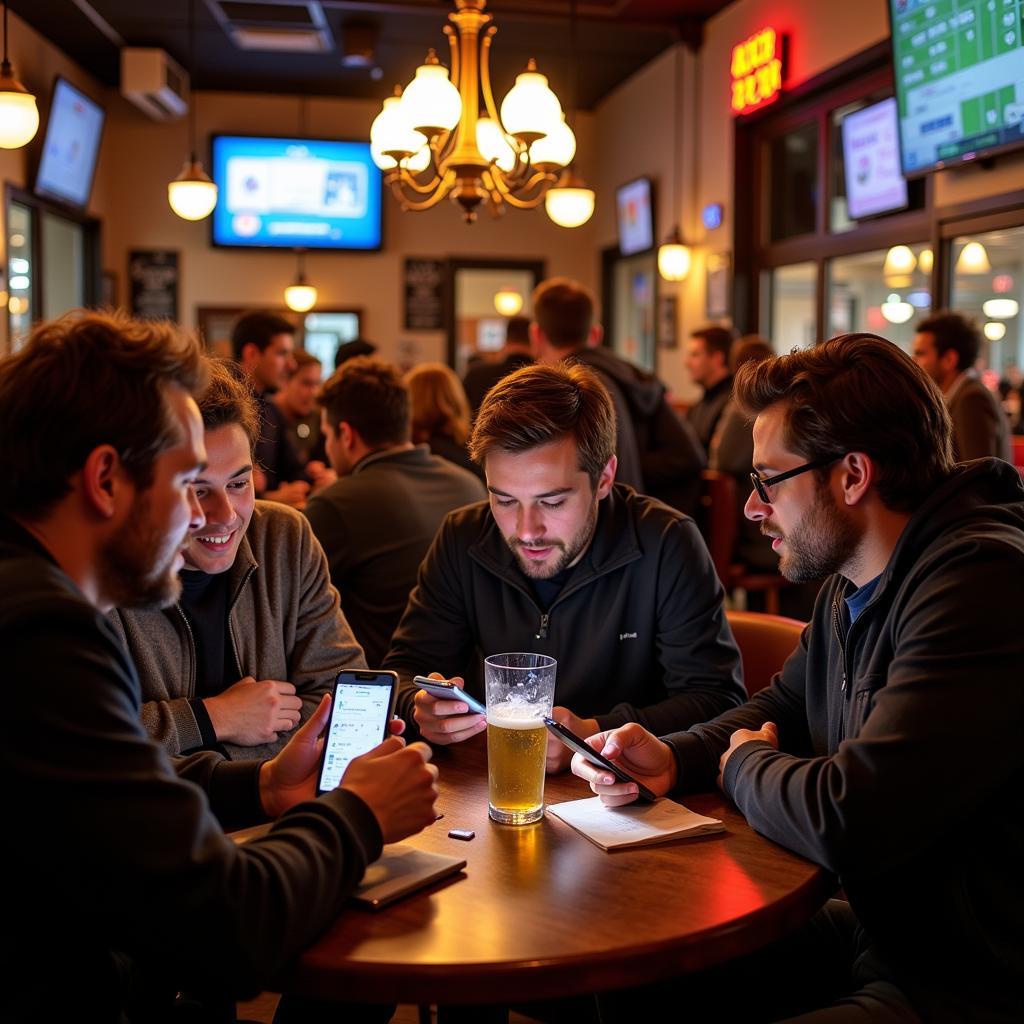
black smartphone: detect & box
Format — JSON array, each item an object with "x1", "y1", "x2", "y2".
[
  {"x1": 317, "y1": 670, "x2": 398, "y2": 795},
  {"x1": 542, "y1": 716, "x2": 657, "y2": 803},
  {"x1": 413, "y1": 675, "x2": 487, "y2": 715}
]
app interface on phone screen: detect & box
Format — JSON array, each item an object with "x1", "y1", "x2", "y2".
[{"x1": 320, "y1": 683, "x2": 390, "y2": 790}]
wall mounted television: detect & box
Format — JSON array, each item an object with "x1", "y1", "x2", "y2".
[
  {"x1": 841, "y1": 97, "x2": 909, "y2": 219},
  {"x1": 889, "y1": 0, "x2": 1024, "y2": 177},
  {"x1": 34, "y1": 77, "x2": 106, "y2": 209},
  {"x1": 616, "y1": 177, "x2": 655, "y2": 256},
  {"x1": 211, "y1": 135, "x2": 383, "y2": 250}
]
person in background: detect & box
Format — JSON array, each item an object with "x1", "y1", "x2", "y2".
[
  {"x1": 230, "y1": 311, "x2": 310, "y2": 507},
  {"x1": 912, "y1": 310, "x2": 1012, "y2": 462},
  {"x1": 111, "y1": 358, "x2": 363, "y2": 760},
  {"x1": 385, "y1": 361, "x2": 744, "y2": 773},
  {"x1": 274, "y1": 347, "x2": 329, "y2": 470},
  {"x1": 406, "y1": 362, "x2": 483, "y2": 480},
  {"x1": 685, "y1": 324, "x2": 737, "y2": 455},
  {"x1": 462, "y1": 315, "x2": 534, "y2": 416},
  {"x1": 333, "y1": 336, "x2": 377, "y2": 371},
  {"x1": 574, "y1": 333, "x2": 1024, "y2": 1023},
  {"x1": 531, "y1": 277, "x2": 705, "y2": 515},
  {"x1": 307, "y1": 357, "x2": 485, "y2": 667},
  {"x1": 0, "y1": 310, "x2": 439, "y2": 1021}
]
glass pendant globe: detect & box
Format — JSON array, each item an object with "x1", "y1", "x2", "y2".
[
  {"x1": 529, "y1": 116, "x2": 575, "y2": 169},
  {"x1": 883, "y1": 245, "x2": 916, "y2": 277},
  {"x1": 0, "y1": 88, "x2": 38, "y2": 149},
  {"x1": 476, "y1": 117, "x2": 518, "y2": 172},
  {"x1": 401, "y1": 60, "x2": 461, "y2": 135},
  {"x1": 880, "y1": 294, "x2": 914, "y2": 325},
  {"x1": 284, "y1": 283, "x2": 317, "y2": 313},
  {"x1": 956, "y1": 242, "x2": 991, "y2": 274},
  {"x1": 494, "y1": 288, "x2": 524, "y2": 316},
  {"x1": 984, "y1": 321, "x2": 1007, "y2": 341},
  {"x1": 167, "y1": 161, "x2": 218, "y2": 221},
  {"x1": 658, "y1": 242, "x2": 692, "y2": 282},
  {"x1": 500, "y1": 64, "x2": 562, "y2": 141},
  {"x1": 370, "y1": 93, "x2": 427, "y2": 169},
  {"x1": 982, "y1": 298, "x2": 1019, "y2": 319},
  {"x1": 545, "y1": 184, "x2": 594, "y2": 228}
]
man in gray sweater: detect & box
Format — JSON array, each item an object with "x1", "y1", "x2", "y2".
[{"x1": 112, "y1": 359, "x2": 365, "y2": 759}]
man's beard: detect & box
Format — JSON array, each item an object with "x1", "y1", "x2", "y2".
[
  {"x1": 507, "y1": 500, "x2": 599, "y2": 580},
  {"x1": 767, "y1": 484, "x2": 863, "y2": 584},
  {"x1": 98, "y1": 492, "x2": 184, "y2": 610}
]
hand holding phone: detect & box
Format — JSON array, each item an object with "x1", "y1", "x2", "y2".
[
  {"x1": 317, "y1": 670, "x2": 398, "y2": 795},
  {"x1": 412, "y1": 674, "x2": 488, "y2": 746},
  {"x1": 543, "y1": 717, "x2": 658, "y2": 803},
  {"x1": 413, "y1": 675, "x2": 487, "y2": 715}
]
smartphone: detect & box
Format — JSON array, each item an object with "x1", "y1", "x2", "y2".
[
  {"x1": 413, "y1": 675, "x2": 486, "y2": 715},
  {"x1": 317, "y1": 670, "x2": 398, "y2": 795},
  {"x1": 542, "y1": 716, "x2": 657, "y2": 803}
]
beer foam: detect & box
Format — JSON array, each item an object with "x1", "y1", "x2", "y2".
[{"x1": 487, "y1": 703, "x2": 545, "y2": 729}]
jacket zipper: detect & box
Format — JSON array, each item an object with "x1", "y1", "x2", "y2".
[
  {"x1": 226, "y1": 563, "x2": 256, "y2": 679},
  {"x1": 830, "y1": 595, "x2": 851, "y2": 750},
  {"x1": 174, "y1": 604, "x2": 198, "y2": 699}
]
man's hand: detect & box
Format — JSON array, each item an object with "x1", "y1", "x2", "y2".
[
  {"x1": 203, "y1": 676, "x2": 303, "y2": 746},
  {"x1": 263, "y1": 479, "x2": 310, "y2": 508},
  {"x1": 306, "y1": 461, "x2": 336, "y2": 493},
  {"x1": 259, "y1": 694, "x2": 406, "y2": 818},
  {"x1": 340, "y1": 738, "x2": 440, "y2": 844},
  {"x1": 717, "y1": 722, "x2": 779, "y2": 789},
  {"x1": 570, "y1": 723, "x2": 678, "y2": 807},
  {"x1": 412, "y1": 672, "x2": 487, "y2": 745},
  {"x1": 546, "y1": 706, "x2": 599, "y2": 774}
]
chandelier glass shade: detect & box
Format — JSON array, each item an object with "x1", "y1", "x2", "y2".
[{"x1": 369, "y1": 0, "x2": 593, "y2": 226}]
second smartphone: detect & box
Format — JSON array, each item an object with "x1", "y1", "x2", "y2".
[{"x1": 317, "y1": 670, "x2": 398, "y2": 795}]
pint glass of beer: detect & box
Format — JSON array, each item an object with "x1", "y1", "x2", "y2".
[{"x1": 485, "y1": 653, "x2": 556, "y2": 825}]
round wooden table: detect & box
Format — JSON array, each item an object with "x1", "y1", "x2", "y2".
[{"x1": 287, "y1": 734, "x2": 832, "y2": 1005}]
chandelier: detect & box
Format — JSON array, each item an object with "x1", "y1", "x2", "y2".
[{"x1": 369, "y1": 0, "x2": 594, "y2": 227}]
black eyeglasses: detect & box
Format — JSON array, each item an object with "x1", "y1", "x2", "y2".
[{"x1": 749, "y1": 457, "x2": 842, "y2": 504}]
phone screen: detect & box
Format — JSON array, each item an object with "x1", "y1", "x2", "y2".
[{"x1": 318, "y1": 672, "x2": 396, "y2": 794}]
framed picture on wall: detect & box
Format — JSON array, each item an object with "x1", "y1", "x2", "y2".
[
  {"x1": 658, "y1": 294, "x2": 678, "y2": 349},
  {"x1": 706, "y1": 251, "x2": 731, "y2": 320}
]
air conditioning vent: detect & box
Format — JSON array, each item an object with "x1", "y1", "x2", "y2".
[{"x1": 120, "y1": 48, "x2": 189, "y2": 122}]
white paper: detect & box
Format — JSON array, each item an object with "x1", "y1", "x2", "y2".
[{"x1": 547, "y1": 796, "x2": 724, "y2": 850}]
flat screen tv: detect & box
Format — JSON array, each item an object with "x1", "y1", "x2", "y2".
[
  {"x1": 616, "y1": 177, "x2": 654, "y2": 256},
  {"x1": 34, "y1": 77, "x2": 105, "y2": 209},
  {"x1": 841, "y1": 97, "x2": 908, "y2": 220},
  {"x1": 889, "y1": 0, "x2": 1024, "y2": 176},
  {"x1": 211, "y1": 135, "x2": 383, "y2": 250}
]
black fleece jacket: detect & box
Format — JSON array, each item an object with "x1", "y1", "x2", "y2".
[
  {"x1": 385, "y1": 485, "x2": 745, "y2": 733},
  {"x1": 667, "y1": 459, "x2": 1024, "y2": 1021}
]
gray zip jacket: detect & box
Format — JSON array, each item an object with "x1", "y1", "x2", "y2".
[{"x1": 110, "y1": 500, "x2": 365, "y2": 760}]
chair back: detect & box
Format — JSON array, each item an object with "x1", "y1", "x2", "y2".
[
  {"x1": 701, "y1": 470, "x2": 738, "y2": 582},
  {"x1": 727, "y1": 609, "x2": 805, "y2": 695}
]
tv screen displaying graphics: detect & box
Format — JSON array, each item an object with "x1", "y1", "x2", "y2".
[
  {"x1": 841, "y1": 97, "x2": 909, "y2": 219},
  {"x1": 34, "y1": 77, "x2": 105, "y2": 209},
  {"x1": 890, "y1": 0, "x2": 1024, "y2": 176},
  {"x1": 616, "y1": 177, "x2": 654, "y2": 256},
  {"x1": 211, "y1": 135, "x2": 383, "y2": 250}
]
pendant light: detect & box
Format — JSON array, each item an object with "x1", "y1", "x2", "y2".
[
  {"x1": 659, "y1": 46, "x2": 691, "y2": 281},
  {"x1": 283, "y1": 100, "x2": 317, "y2": 312},
  {"x1": 168, "y1": 0, "x2": 217, "y2": 221},
  {"x1": 543, "y1": 0, "x2": 594, "y2": 228},
  {"x1": 0, "y1": 2, "x2": 39, "y2": 150}
]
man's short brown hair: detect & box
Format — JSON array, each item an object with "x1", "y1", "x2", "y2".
[
  {"x1": 532, "y1": 277, "x2": 595, "y2": 349},
  {"x1": 734, "y1": 333, "x2": 954, "y2": 512},
  {"x1": 691, "y1": 325, "x2": 736, "y2": 364},
  {"x1": 469, "y1": 362, "x2": 615, "y2": 487},
  {"x1": 230, "y1": 311, "x2": 294, "y2": 360},
  {"x1": 916, "y1": 311, "x2": 980, "y2": 372},
  {"x1": 317, "y1": 357, "x2": 411, "y2": 448},
  {"x1": 0, "y1": 310, "x2": 207, "y2": 520},
  {"x1": 197, "y1": 358, "x2": 260, "y2": 447}
]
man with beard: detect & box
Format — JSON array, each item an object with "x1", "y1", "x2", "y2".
[
  {"x1": 572, "y1": 333, "x2": 1024, "y2": 1022},
  {"x1": 0, "y1": 312, "x2": 439, "y2": 1021},
  {"x1": 384, "y1": 362, "x2": 745, "y2": 774}
]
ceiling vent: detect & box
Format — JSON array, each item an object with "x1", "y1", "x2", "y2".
[
  {"x1": 211, "y1": 1, "x2": 334, "y2": 54},
  {"x1": 120, "y1": 48, "x2": 189, "y2": 122}
]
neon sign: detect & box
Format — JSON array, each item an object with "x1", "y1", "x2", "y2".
[{"x1": 730, "y1": 28, "x2": 785, "y2": 115}]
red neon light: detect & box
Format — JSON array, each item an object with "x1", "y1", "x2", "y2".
[{"x1": 731, "y1": 27, "x2": 785, "y2": 115}]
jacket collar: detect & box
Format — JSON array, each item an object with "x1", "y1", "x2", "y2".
[
  {"x1": 0, "y1": 514, "x2": 57, "y2": 564},
  {"x1": 351, "y1": 444, "x2": 430, "y2": 476}
]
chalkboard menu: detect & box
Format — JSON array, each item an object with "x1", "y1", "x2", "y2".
[
  {"x1": 404, "y1": 257, "x2": 446, "y2": 331},
  {"x1": 129, "y1": 250, "x2": 179, "y2": 321}
]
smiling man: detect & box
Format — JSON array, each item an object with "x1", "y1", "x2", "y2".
[
  {"x1": 572, "y1": 334, "x2": 1024, "y2": 1022},
  {"x1": 384, "y1": 362, "x2": 744, "y2": 772},
  {"x1": 112, "y1": 358, "x2": 365, "y2": 760}
]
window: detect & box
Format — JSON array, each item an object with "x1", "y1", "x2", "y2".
[
  {"x1": 768, "y1": 122, "x2": 818, "y2": 242},
  {"x1": 763, "y1": 262, "x2": 816, "y2": 351}
]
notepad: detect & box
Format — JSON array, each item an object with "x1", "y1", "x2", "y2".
[
  {"x1": 547, "y1": 796, "x2": 724, "y2": 851},
  {"x1": 351, "y1": 845, "x2": 467, "y2": 909}
]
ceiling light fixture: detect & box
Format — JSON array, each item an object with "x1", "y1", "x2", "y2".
[
  {"x1": 659, "y1": 48, "x2": 691, "y2": 281},
  {"x1": 880, "y1": 293, "x2": 914, "y2": 324},
  {"x1": 0, "y1": 1, "x2": 39, "y2": 150},
  {"x1": 284, "y1": 250, "x2": 317, "y2": 312},
  {"x1": 982, "y1": 298, "x2": 1018, "y2": 319},
  {"x1": 956, "y1": 241, "x2": 991, "y2": 274},
  {"x1": 493, "y1": 287, "x2": 523, "y2": 316},
  {"x1": 984, "y1": 321, "x2": 1007, "y2": 341},
  {"x1": 883, "y1": 245, "x2": 916, "y2": 277},
  {"x1": 168, "y1": 0, "x2": 218, "y2": 221},
  {"x1": 369, "y1": 0, "x2": 592, "y2": 226}
]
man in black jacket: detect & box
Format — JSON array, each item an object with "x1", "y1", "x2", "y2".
[
  {"x1": 384, "y1": 362, "x2": 745, "y2": 774},
  {"x1": 573, "y1": 333, "x2": 1024, "y2": 1021},
  {"x1": 0, "y1": 311, "x2": 439, "y2": 1021}
]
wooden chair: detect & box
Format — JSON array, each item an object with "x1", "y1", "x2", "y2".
[
  {"x1": 726, "y1": 609, "x2": 806, "y2": 695},
  {"x1": 702, "y1": 469, "x2": 790, "y2": 614}
]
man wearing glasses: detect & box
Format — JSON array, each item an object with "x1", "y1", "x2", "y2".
[{"x1": 573, "y1": 333, "x2": 1024, "y2": 1021}]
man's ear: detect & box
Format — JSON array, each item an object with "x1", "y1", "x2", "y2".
[
  {"x1": 594, "y1": 454, "x2": 618, "y2": 499},
  {"x1": 79, "y1": 445, "x2": 127, "y2": 519},
  {"x1": 839, "y1": 452, "x2": 874, "y2": 507}
]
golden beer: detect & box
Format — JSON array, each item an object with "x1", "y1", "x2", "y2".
[{"x1": 487, "y1": 704, "x2": 548, "y2": 825}]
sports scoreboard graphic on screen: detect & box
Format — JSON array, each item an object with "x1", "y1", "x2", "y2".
[{"x1": 891, "y1": 0, "x2": 1024, "y2": 174}]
